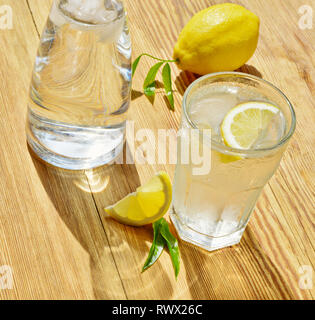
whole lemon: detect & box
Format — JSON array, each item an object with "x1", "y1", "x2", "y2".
[{"x1": 173, "y1": 3, "x2": 260, "y2": 75}]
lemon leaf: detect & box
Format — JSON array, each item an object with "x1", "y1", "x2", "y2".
[
  {"x1": 159, "y1": 218, "x2": 180, "y2": 279},
  {"x1": 142, "y1": 219, "x2": 165, "y2": 272},
  {"x1": 143, "y1": 62, "x2": 164, "y2": 98},
  {"x1": 131, "y1": 53, "x2": 177, "y2": 110},
  {"x1": 133, "y1": 53, "x2": 173, "y2": 77},
  {"x1": 142, "y1": 218, "x2": 180, "y2": 279},
  {"x1": 132, "y1": 54, "x2": 143, "y2": 78},
  {"x1": 162, "y1": 63, "x2": 174, "y2": 111}
]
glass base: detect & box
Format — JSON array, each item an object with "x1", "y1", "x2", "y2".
[
  {"x1": 170, "y1": 207, "x2": 246, "y2": 251},
  {"x1": 27, "y1": 136, "x2": 124, "y2": 170},
  {"x1": 27, "y1": 111, "x2": 125, "y2": 170}
]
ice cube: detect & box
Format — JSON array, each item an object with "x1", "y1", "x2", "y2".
[
  {"x1": 252, "y1": 111, "x2": 286, "y2": 149},
  {"x1": 50, "y1": 0, "x2": 124, "y2": 43},
  {"x1": 63, "y1": 0, "x2": 119, "y2": 24},
  {"x1": 189, "y1": 89, "x2": 238, "y2": 137}
]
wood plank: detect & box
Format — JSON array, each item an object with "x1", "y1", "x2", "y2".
[
  {"x1": 97, "y1": 0, "x2": 315, "y2": 299},
  {"x1": 7, "y1": 0, "x2": 315, "y2": 299},
  {"x1": 0, "y1": 0, "x2": 125, "y2": 299}
]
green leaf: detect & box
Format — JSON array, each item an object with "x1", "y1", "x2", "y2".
[
  {"x1": 132, "y1": 53, "x2": 178, "y2": 111},
  {"x1": 144, "y1": 82, "x2": 156, "y2": 97},
  {"x1": 132, "y1": 54, "x2": 143, "y2": 78},
  {"x1": 143, "y1": 62, "x2": 164, "y2": 98},
  {"x1": 142, "y1": 219, "x2": 165, "y2": 272},
  {"x1": 162, "y1": 63, "x2": 175, "y2": 111},
  {"x1": 160, "y1": 218, "x2": 180, "y2": 279}
]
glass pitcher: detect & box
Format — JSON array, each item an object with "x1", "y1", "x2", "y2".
[{"x1": 27, "y1": 0, "x2": 131, "y2": 170}]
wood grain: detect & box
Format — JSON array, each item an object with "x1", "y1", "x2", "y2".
[
  {"x1": 0, "y1": 0, "x2": 125, "y2": 300},
  {"x1": 0, "y1": 0, "x2": 313, "y2": 299}
]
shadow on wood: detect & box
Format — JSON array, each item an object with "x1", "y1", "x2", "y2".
[
  {"x1": 175, "y1": 71, "x2": 199, "y2": 96},
  {"x1": 132, "y1": 80, "x2": 166, "y2": 103},
  {"x1": 178, "y1": 223, "x2": 294, "y2": 299},
  {"x1": 174, "y1": 64, "x2": 263, "y2": 98},
  {"x1": 28, "y1": 143, "x2": 174, "y2": 299},
  {"x1": 28, "y1": 143, "x2": 139, "y2": 299},
  {"x1": 237, "y1": 64, "x2": 263, "y2": 78}
]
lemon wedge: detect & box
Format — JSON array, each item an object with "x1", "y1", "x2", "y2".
[
  {"x1": 104, "y1": 172, "x2": 172, "y2": 226},
  {"x1": 221, "y1": 101, "x2": 280, "y2": 149}
]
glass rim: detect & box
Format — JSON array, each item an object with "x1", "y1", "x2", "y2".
[{"x1": 182, "y1": 71, "x2": 296, "y2": 155}]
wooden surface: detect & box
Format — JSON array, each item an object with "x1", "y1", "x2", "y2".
[{"x1": 0, "y1": 0, "x2": 314, "y2": 300}]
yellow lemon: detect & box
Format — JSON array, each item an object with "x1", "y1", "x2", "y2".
[
  {"x1": 104, "y1": 172, "x2": 172, "y2": 226},
  {"x1": 173, "y1": 3, "x2": 260, "y2": 75}
]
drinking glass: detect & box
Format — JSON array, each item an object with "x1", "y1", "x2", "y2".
[{"x1": 170, "y1": 72, "x2": 296, "y2": 251}]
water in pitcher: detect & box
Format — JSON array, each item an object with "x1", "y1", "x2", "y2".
[
  {"x1": 172, "y1": 84, "x2": 287, "y2": 250},
  {"x1": 27, "y1": 0, "x2": 131, "y2": 169}
]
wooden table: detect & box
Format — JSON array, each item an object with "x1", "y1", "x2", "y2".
[{"x1": 0, "y1": 0, "x2": 314, "y2": 300}]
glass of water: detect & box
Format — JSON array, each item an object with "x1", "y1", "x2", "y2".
[{"x1": 170, "y1": 72, "x2": 296, "y2": 251}]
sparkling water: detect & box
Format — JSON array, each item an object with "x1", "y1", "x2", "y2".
[
  {"x1": 171, "y1": 82, "x2": 288, "y2": 251},
  {"x1": 27, "y1": 0, "x2": 131, "y2": 169}
]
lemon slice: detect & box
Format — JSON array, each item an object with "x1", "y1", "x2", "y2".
[
  {"x1": 104, "y1": 172, "x2": 172, "y2": 226},
  {"x1": 221, "y1": 101, "x2": 280, "y2": 149}
]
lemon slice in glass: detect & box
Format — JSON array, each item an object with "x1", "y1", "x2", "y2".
[
  {"x1": 104, "y1": 171, "x2": 172, "y2": 226},
  {"x1": 221, "y1": 101, "x2": 281, "y2": 149}
]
